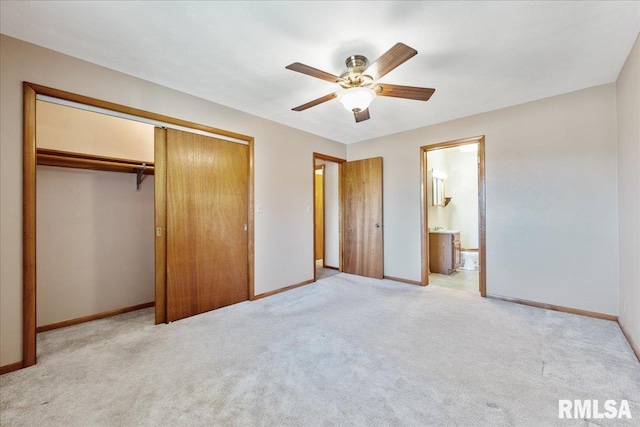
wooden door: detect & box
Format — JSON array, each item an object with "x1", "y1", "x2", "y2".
[
  {"x1": 164, "y1": 128, "x2": 249, "y2": 322},
  {"x1": 341, "y1": 157, "x2": 383, "y2": 278},
  {"x1": 314, "y1": 166, "x2": 324, "y2": 261}
]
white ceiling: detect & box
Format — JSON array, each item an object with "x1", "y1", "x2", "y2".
[{"x1": 1, "y1": 1, "x2": 639, "y2": 144}]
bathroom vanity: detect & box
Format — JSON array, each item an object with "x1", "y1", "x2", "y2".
[{"x1": 429, "y1": 231, "x2": 461, "y2": 274}]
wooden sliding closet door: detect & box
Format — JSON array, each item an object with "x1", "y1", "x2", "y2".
[
  {"x1": 164, "y1": 128, "x2": 249, "y2": 322},
  {"x1": 341, "y1": 157, "x2": 384, "y2": 279}
]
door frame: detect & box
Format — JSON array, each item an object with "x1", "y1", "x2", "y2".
[
  {"x1": 314, "y1": 164, "x2": 325, "y2": 264},
  {"x1": 22, "y1": 82, "x2": 255, "y2": 368},
  {"x1": 420, "y1": 136, "x2": 486, "y2": 296},
  {"x1": 312, "y1": 153, "x2": 345, "y2": 281}
]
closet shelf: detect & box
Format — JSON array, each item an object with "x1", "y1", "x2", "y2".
[{"x1": 37, "y1": 148, "x2": 154, "y2": 175}]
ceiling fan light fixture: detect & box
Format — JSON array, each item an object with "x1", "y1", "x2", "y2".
[
  {"x1": 287, "y1": 43, "x2": 431, "y2": 123},
  {"x1": 338, "y1": 87, "x2": 376, "y2": 112}
]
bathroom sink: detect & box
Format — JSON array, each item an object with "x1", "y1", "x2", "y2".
[{"x1": 430, "y1": 229, "x2": 460, "y2": 234}]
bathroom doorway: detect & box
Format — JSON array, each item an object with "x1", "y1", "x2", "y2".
[{"x1": 420, "y1": 136, "x2": 486, "y2": 296}]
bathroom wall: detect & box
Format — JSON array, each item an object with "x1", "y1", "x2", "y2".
[
  {"x1": 426, "y1": 149, "x2": 450, "y2": 230},
  {"x1": 616, "y1": 33, "x2": 640, "y2": 357},
  {"x1": 441, "y1": 148, "x2": 479, "y2": 249}
]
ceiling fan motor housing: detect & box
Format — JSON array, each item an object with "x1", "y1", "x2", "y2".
[{"x1": 340, "y1": 55, "x2": 374, "y2": 89}]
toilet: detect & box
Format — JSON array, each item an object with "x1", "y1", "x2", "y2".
[{"x1": 460, "y1": 250, "x2": 479, "y2": 271}]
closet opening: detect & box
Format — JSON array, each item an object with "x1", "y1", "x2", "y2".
[
  {"x1": 23, "y1": 82, "x2": 255, "y2": 369},
  {"x1": 35, "y1": 100, "x2": 156, "y2": 336}
]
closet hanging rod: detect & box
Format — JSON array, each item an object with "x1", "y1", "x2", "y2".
[{"x1": 36, "y1": 148, "x2": 154, "y2": 175}]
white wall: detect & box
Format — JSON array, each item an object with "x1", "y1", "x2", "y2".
[
  {"x1": 37, "y1": 167, "x2": 155, "y2": 326},
  {"x1": 426, "y1": 150, "x2": 450, "y2": 231},
  {"x1": 442, "y1": 148, "x2": 479, "y2": 249},
  {"x1": 323, "y1": 162, "x2": 340, "y2": 268},
  {"x1": 0, "y1": 35, "x2": 346, "y2": 366},
  {"x1": 37, "y1": 100, "x2": 154, "y2": 162},
  {"x1": 348, "y1": 84, "x2": 619, "y2": 316},
  {"x1": 616, "y1": 33, "x2": 640, "y2": 354}
]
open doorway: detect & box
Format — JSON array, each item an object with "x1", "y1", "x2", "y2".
[
  {"x1": 420, "y1": 136, "x2": 486, "y2": 296},
  {"x1": 313, "y1": 153, "x2": 345, "y2": 281}
]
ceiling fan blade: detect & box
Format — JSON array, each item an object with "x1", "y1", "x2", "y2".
[
  {"x1": 286, "y1": 62, "x2": 342, "y2": 83},
  {"x1": 292, "y1": 93, "x2": 337, "y2": 111},
  {"x1": 375, "y1": 83, "x2": 435, "y2": 101},
  {"x1": 354, "y1": 108, "x2": 370, "y2": 123},
  {"x1": 364, "y1": 43, "x2": 418, "y2": 81}
]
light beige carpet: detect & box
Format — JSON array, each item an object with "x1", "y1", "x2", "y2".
[{"x1": 1, "y1": 273, "x2": 638, "y2": 426}]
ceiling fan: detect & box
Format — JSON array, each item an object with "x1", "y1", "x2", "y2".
[{"x1": 286, "y1": 42, "x2": 435, "y2": 123}]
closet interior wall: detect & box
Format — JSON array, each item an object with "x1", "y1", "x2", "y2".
[{"x1": 35, "y1": 100, "x2": 155, "y2": 330}]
